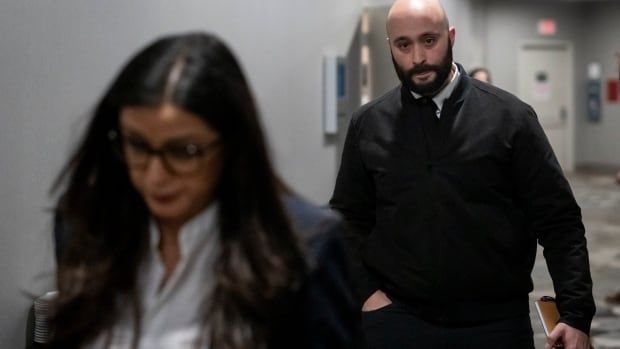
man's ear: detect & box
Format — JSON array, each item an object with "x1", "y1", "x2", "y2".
[{"x1": 448, "y1": 26, "x2": 456, "y2": 47}]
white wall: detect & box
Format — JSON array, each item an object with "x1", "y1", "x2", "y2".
[
  {"x1": 483, "y1": 0, "x2": 620, "y2": 168},
  {"x1": 0, "y1": 1, "x2": 362, "y2": 347},
  {"x1": 483, "y1": 0, "x2": 584, "y2": 95},
  {"x1": 577, "y1": 3, "x2": 620, "y2": 166}
]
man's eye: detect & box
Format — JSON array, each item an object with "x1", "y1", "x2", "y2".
[
  {"x1": 424, "y1": 38, "x2": 436, "y2": 45},
  {"x1": 397, "y1": 42, "x2": 410, "y2": 49}
]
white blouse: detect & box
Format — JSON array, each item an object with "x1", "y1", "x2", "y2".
[{"x1": 87, "y1": 204, "x2": 219, "y2": 349}]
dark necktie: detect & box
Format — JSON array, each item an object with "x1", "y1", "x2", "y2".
[
  {"x1": 417, "y1": 97, "x2": 438, "y2": 118},
  {"x1": 416, "y1": 97, "x2": 442, "y2": 159}
]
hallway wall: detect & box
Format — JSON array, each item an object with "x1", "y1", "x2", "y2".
[
  {"x1": 483, "y1": 1, "x2": 584, "y2": 96},
  {"x1": 0, "y1": 1, "x2": 362, "y2": 347},
  {"x1": 577, "y1": 3, "x2": 620, "y2": 167},
  {"x1": 483, "y1": 0, "x2": 620, "y2": 168}
]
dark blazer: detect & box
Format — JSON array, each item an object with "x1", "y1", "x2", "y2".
[
  {"x1": 53, "y1": 195, "x2": 359, "y2": 349},
  {"x1": 275, "y1": 195, "x2": 359, "y2": 348}
]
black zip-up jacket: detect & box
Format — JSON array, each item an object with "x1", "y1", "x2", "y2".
[{"x1": 330, "y1": 65, "x2": 595, "y2": 334}]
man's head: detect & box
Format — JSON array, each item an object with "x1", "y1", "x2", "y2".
[{"x1": 387, "y1": 0, "x2": 455, "y2": 96}]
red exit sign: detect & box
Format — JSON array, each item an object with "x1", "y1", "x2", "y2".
[{"x1": 538, "y1": 19, "x2": 556, "y2": 36}]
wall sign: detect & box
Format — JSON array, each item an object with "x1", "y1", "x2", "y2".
[
  {"x1": 533, "y1": 71, "x2": 551, "y2": 101},
  {"x1": 538, "y1": 19, "x2": 556, "y2": 36}
]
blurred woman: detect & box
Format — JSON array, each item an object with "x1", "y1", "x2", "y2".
[{"x1": 49, "y1": 32, "x2": 356, "y2": 349}]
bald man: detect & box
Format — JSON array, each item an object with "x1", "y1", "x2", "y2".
[{"x1": 330, "y1": 1, "x2": 595, "y2": 348}]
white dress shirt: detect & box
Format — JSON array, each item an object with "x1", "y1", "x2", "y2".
[{"x1": 87, "y1": 204, "x2": 219, "y2": 349}]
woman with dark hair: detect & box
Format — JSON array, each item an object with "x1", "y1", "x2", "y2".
[{"x1": 49, "y1": 32, "x2": 356, "y2": 349}]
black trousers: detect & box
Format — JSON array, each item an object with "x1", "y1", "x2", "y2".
[{"x1": 362, "y1": 299, "x2": 535, "y2": 349}]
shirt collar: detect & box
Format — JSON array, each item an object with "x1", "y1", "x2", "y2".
[
  {"x1": 149, "y1": 202, "x2": 219, "y2": 257},
  {"x1": 410, "y1": 62, "x2": 460, "y2": 114}
]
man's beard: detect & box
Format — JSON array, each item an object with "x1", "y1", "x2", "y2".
[{"x1": 392, "y1": 42, "x2": 454, "y2": 96}]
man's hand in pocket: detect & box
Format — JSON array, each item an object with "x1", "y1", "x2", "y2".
[{"x1": 362, "y1": 290, "x2": 392, "y2": 312}]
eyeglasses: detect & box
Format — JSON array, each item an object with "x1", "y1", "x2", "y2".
[{"x1": 108, "y1": 130, "x2": 220, "y2": 175}]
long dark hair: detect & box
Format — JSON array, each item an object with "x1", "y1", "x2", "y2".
[{"x1": 50, "y1": 32, "x2": 306, "y2": 349}]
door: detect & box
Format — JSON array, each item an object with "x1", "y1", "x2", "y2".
[{"x1": 517, "y1": 41, "x2": 574, "y2": 172}]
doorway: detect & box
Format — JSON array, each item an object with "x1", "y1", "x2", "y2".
[{"x1": 517, "y1": 41, "x2": 575, "y2": 172}]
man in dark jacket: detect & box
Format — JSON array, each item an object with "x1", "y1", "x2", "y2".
[{"x1": 330, "y1": 0, "x2": 595, "y2": 348}]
